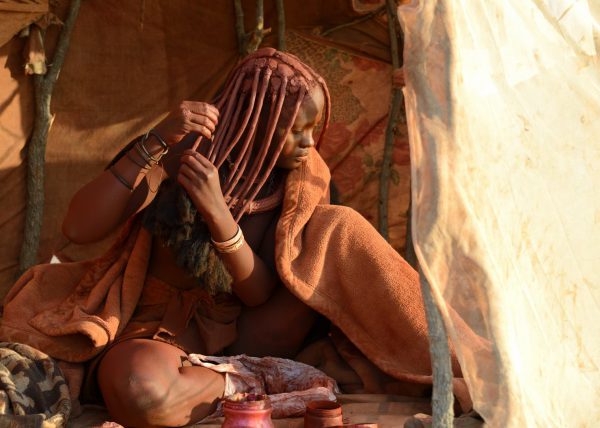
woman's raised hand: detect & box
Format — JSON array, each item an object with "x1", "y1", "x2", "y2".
[
  {"x1": 178, "y1": 149, "x2": 229, "y2": 222},
  {"x1": 153, "y1": 101, "x2": 220, "y2": 146}
]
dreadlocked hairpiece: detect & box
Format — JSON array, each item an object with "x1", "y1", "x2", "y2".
[{"x1": 143, "y1": 48, "x2": 331, "y2": 295}]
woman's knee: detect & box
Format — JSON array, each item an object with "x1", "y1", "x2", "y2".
[
  {"x1": 119, "y1": 371, "x2": 168, "y2": 408},
  {"x1": 97, "y1": 340, "x2": 223, "y2": 426},
  {"x1": 97, "y1": 340, "x2": 188, "y2": 426},
  {"x1": 102, "y1": 368, "x2": 220, "y2": 426}
]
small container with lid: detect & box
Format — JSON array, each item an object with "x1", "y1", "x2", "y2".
[
  {"x1": 304, "y1": 400, "x2": 344, "y2": 428},
  {"x1": 221, "y1": 393, "x2": 274, "y2": 428}
]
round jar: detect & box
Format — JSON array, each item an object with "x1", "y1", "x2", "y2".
[
  {"x1": 304, "y1": 400, "x2": 344, "y2": 428},
  {"x1": 221, "y1": 394, "x2": 274, "y2": 428}
]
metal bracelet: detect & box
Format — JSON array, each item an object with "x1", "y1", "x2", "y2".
[
  {"x1": 148, "y1": 128, "x2": 169, "y2": 153},
  {"x1": 109, "y1": 166, "x2": 134, "y2": 191},
  {"x1": 126, "y1": 150, "x2": 151, "y2": 169},
  {"x1": 138, "y1": 135, "x2": 163, "y2": 163},
  {"x1": 210, "y1": 225, "x2": 245, "y2": 254},
  {"x1": 134, "y1": 140, "x2": 158, "y2": 165}
]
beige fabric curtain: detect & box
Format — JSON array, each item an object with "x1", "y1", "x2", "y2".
[{"x1": 399, "y1": 0, "x2": 600, "y2": 426}]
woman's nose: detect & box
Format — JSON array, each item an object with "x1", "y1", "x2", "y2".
[{"x1": 300, "y1": 133, "x2": 315, "y2": 148}]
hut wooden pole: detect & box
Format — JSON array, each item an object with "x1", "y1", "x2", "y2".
[
  {"x1": 234, "y1": 0, "x2": 246, "y2": 54},
  {"x1": 246, "y1": 0, "x2": 270, "y2": 53},
  {"x1": 420, "y1": 271, "x2": 455, "y2": 426},
  {"x1": 234, "y1": 0, "x2": 271, "y2": 55},
  {"x1": 379, "y1": 0, "x2": 404, "y2": 240},
  {"x1": 275, "y1": 0, "x2": 286, "y2": 51},
  {"x1": 404, "y1": 198, "x2": 418, "y2": 268},
  {"x1": 386, "y1": 0, "x2": 455, "y2": 425},
  {"x1": 19, "y1": 0, "x2": 82, "y2": 275}
]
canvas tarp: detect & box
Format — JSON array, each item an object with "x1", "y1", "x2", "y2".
[
  {"x1": 0, "y1": 0, "x2": 48, "y2": 47},
  {"x1": 0, "y1": 0, "x2": 411, "y2": 297},
  {"x1": 399, "y1": 0, "x2": 600, "y2": 426}
]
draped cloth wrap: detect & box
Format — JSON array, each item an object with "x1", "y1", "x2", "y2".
[{"x1": 0, "y1": 148, "x2": 471, "y2": 410}]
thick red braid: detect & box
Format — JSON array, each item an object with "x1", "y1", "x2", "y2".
[{"x1": 193, "y1": 48, "x2": 331, "y2": 220}]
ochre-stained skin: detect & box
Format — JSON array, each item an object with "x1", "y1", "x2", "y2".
[{"x1": 62, "y1": 48, "x2": 330, "y2": 427}]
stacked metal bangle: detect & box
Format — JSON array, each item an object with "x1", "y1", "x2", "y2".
[
  {"x1": 211, "y1": 225, "x2": 245, "y2": 254},
  {"x1": 109, "y1": 167, "x2": 133, "y2": 191},
  {"x1": 148, "y1": 129, "x2": 169, "y2": 152},
  {"x1": 134, "y1": 129, "x2": 169, "y2": 167},
  {"x1": 111, "y1": 129, "x2": 170, "y2": 192}
]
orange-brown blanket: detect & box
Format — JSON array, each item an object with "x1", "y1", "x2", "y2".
[
  {"x1": 0, "y1": 149, "x2": 471, "y2": 410},
  {"x1": 276, "y1": 150, "x2": 470, "y2": 410}
]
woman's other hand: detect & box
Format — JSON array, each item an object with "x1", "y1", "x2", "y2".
[
  {"x1": 178, "y1": 150, "x2": 228, "y2": 222},
  {"x1": 153, "y1": 101, "x2": 219, "y2": 146}
]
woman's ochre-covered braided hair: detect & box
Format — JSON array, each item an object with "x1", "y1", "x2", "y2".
[
  {"x1": 198, "y1": 47, "x2": 330, "y2": 220},
  {"x1": 143, "y1": 48, "x2": 330, "y2": 294}
]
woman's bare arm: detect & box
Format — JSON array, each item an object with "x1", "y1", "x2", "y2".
[
  {"x1": 178, "y1": 150, "x2": 277, "y2": 307},
  {"x1": 61, "y1": 138, "x2": 166, "y2": 244},
  {"x1": 62, "y1": 101, "x2": 219, "y2": 244}
]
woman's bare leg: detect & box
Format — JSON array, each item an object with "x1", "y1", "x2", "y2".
[
  {"x1": 97, "y1": 338, "x2": 224, "y2": 427},
  {"x1": 226, "y1": 284, "x2": 320, "y2": 358}
]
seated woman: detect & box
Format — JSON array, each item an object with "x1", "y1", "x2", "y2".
[
  {"x1": 62, "y1": 48, "x2": 333, "y2": 426},
  {"x1": 0, "y1": 48, "x2": 468, "y2": 427}
]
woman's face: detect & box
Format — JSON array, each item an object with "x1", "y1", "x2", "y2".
[{"x1": 275, "y1": 87, "x2": 325, "y2": 170}]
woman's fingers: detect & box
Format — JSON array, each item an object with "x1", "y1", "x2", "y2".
[
  {"x1": 153, "y1": 101, "x2": 219, "y2": 146},
  {"x1": 180, "y1": 151, "x2": 217, "y2": 180},
  {"x1": 187, "y1": 102, "x2": 219, "y2": 124},
  {"x1": 178, "y1": 148, "x2": 227, "y2": 219},
  {"x1": 183, "y1": 111, "x2": 216, "y2": 140},
  {"x1": 178, "y1": 163, "x2": 202, "y2": 181},
  {"x1": 185, "y1": 150, "x2": 214, "y2": 168},
  {"x1": 182, "y1": 150, "x2": 213, "y2": 167},
  {"x1": 189, "y1": 113, "x2": 216, "y2": 132},
  {"x1": 182, "y1": 102, "x2": 219, "y2": 128},
  {"x1": 187, "y1": 113, "x2": 217, "y2": 140},
  {"x1": 187, "y1": 123, "x2": 214, "y2": 140},
  {"x1": 177, "y1": 171, "x2": 196, "y2": 195},
  {"x1": 180, "y1": 156, "x2": 207, "y2": 181}
]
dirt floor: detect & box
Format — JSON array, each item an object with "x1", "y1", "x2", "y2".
[{"x1": 68, "y1": 394, "x2": 435, "y2": 427}]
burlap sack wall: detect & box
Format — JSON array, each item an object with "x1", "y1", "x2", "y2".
[
  {"x1": 0, "y1": 0, "x2": 48, "y2": 47},
  {"x1": 0, "y1": 0, "x2": 410, "y2": 298}
]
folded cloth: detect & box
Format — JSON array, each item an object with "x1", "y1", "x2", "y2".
[
  {"x1": 0, "y1": 342, "x2": 71, "y2": 427},
  {"x1": 117, "y1": 275, "x2": 241, "y2": 355},
  {"x1": 188, "y1": 353, "x2": 339, "y2": 419}
]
